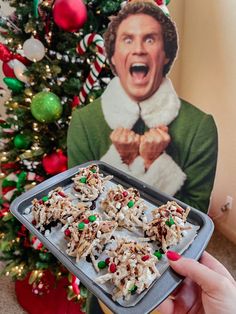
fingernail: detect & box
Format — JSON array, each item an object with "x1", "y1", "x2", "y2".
[{"x1": 166, "y1": 251, "x2": 181, "y2": 261}]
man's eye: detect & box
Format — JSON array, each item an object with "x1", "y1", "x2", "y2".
[
  {"x1": 124, "y1": 38, "x2": 132, "y2": 44},
  {"x1": 146, "y1": 37, "x2": 154, "y2": 44}
]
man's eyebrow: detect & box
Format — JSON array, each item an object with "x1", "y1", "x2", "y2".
[
  {"x1": 120, "y1": 32, "x2": 133, "y2": 37},
  {"x1": 119, "y1": 31, "x2": 162, "y2": 37}
]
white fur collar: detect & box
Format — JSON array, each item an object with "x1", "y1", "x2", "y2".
[{"x1": 101, "y1": 76, "x2": 181, "y2": 130}]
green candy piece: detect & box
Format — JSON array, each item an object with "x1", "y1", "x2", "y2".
[
  {"x1": 88, "y1": 215, "x2": 96, "y2": 222},
  {"x1": 79, "y1": 177, "x2": 87, "y2": 183},
  {"x1": 129, "y1": 285, "x2": 138, "y2": 295},
  {"x1": 42, "y1": 196, "x2": 49, "y2": 202},
  {"x1": 78, "y1": 222, "x2": 85, "y2": 230},
  {"x1": 154, "y1": 250, "x2": 162, "y2": 260},
  {"x1": 127, "y1": 200, "x2": 134, "y2": 208},
  {"x1": 166, "y1": 217, "x2": 175, "y2": 227},
  {"x1": 97, "y1": 261, "x2": 106, "y2": 269},
  {"x1": 90, "y1": 168, "x2": 96, "y2": 173}
]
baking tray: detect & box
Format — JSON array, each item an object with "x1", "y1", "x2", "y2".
[{"x1": 10, "y1": 160, "x2": 214, "y2": 314}]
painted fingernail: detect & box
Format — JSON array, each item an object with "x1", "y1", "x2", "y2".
[{"x1": 166, "y1": 251, "x2": 181, "y2": 261}]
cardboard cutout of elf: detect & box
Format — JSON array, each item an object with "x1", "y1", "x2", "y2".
[
  {"x1": 67, "y1": 0, "x2": 218, "y2": 215},
  {"x1": 67, "y1": 1, "x2": 218, "y2": 312}
]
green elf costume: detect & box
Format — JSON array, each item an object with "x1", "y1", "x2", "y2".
[{"x1": 67, "y1": 76, "x2": 218, "y2": 214}]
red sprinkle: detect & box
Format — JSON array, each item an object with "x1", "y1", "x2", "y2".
[
  {"x1": 32, "y1": 220, "x2": 36, "y2": 225},
  {"x1": 123, "y1": 191, "x2": 128, "y2": 197},
  {"x1": 38, "y1": 200, "x2": 43, "y2": 205},
  {"x1": 142, "y1": 255, "x2": 150, "y2": 261},
  {"x1": 105, "y1": 257, "x2": 110, "y2": 265},
  {"x1": 83, "y1": 219, "x2": 90, "y2": 224},
  {"x1": 109, "y1": 263, "x2": 117, "y2": 273},
  {"x1": 176, "y1": 207, "x2": 183, "y2": 213},
  {"x1": 64, "y1": 229, "x2": 71, "y2": 236},
  {"x1": 58, "y1": 191, "x2": 66, "y2": 197}
]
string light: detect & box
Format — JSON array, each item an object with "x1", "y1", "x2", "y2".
[
  {"x1": 33, "y1": 123, "x2": 39, "y2": 131},
  {"x1": 1, "y1": 156, "x2": 7, "y2": 162},
  {"x1": 25, "y1": 97, "x2": 32, "y2": 103}
]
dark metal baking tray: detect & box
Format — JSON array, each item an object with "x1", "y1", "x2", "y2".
[{"x1": 10, "y1": 160, "x2": 214, "y2": 314}]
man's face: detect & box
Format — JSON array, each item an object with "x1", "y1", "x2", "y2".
[{"x1": 111, "y1": 14, "x2": 169, "y2": 102}]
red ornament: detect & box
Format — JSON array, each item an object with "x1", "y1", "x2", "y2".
[
  {"x1": 0, "y1": 43, "x2": 12, "y2": 62},
  {"x1": 53, "y1": 0, "x2": 87, "y2": 32},
  {"x1": 2, "y1": 61, "x2": 15, "y2": 78},
  {"x1": 31, "y1": 236, "x2": 44, "y2": 250},
  {"x1": 42, "y1": 149, "x2": 68, "y2": 175},
  {"x1": 15, "y1": 271, "x2": 84, "y2": 314},
  {"x1": 71, "y1": 95, "x2": 79, "y2": 108}
]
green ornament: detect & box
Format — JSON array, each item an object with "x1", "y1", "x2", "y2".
[
  {"x1": 3, "y1": 77, "x2": 24, "y2": 93},
  {"x1": 39, "y1": 252, "x2": 51, "y2": 262},
  {"x1": 88, "y1": 215, "x2": 96, "y2": 222},
  {"x1": 166, "y1": 0, "x2": 171, "y2": 5},
  {"x1": 78, "y1": 222, "x2": 85, "y2": 230},
  {"x1": 30, "y1": 91, "x2": 62, "y2": 123},
  {"x1": 33, "y1": 0, "x2": 39, "y2": 18},
  {"x1": 97, "y1": 260, "x2": 106, "y2": 269},
  {"x1": 154, "y1": 250, "x2": 163, "y2": 260},
  {"x1": 36, "y1": 261, "x2": 48, "y2": 269},
  {"x1": 13, "y1": 134, "x2": 32, "y2": 149},
  {"x1": 127, "y1": 200, "x2": 134, "y2": 208},
  {"x1": 79, "y1": 177, "x2": 87, "y2": 183}
]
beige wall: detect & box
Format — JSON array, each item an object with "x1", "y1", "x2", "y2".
[
  {"x1": 1, "y1": 0, "x2": 236, "y2": 243},
  {"x1": 168, "y1": 0, "x2": 185, "y2": 91},
  {"x1": 176, "y1": 0, "x2": 236, "y2": 243}
]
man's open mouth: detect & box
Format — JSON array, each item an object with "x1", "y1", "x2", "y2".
[{"x1": 129, "y1": 63, "x2": 149, "y2": 80}]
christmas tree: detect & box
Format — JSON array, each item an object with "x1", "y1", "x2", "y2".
[{"x1": 0, "y1": 0, "x2": 123, "y2": 310}]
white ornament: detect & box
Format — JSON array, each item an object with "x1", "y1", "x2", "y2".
[{"x1": 23, "y1": 37, "x2": 45, "y2": 62}]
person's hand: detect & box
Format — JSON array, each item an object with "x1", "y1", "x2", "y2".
[
  {"x1": 110, "y1": 128, "x2": 140, "y2": 165},
  {"x1": 139, "y1": 125, "x2": 170, "y2": 170},
  {"x1": 156, "y1": 251, "x2": 236, "y2": 314}
]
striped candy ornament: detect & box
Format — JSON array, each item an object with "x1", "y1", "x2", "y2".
[{"x1": 75, "y1": 33, "x2": 106, "y2": 107}]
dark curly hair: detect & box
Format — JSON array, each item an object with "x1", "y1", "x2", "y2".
[{"x1": 104, "y1": 1, "x2": 178, "y2": 76}]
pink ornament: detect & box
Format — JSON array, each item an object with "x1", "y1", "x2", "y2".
[
  {"x1": 42, "y1": 149, "x2": 68, "y2": 175},
  {"x1": 53, "y1": 0, "x2": 87, "y2": 32}
]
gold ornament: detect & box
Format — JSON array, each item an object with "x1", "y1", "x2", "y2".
[
  {"x1": 24, "y1": 88, "x2": 33, "y2": 96},
  {"x1": 0, "y1": 172, "x2": 6, "y2": 179}
]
